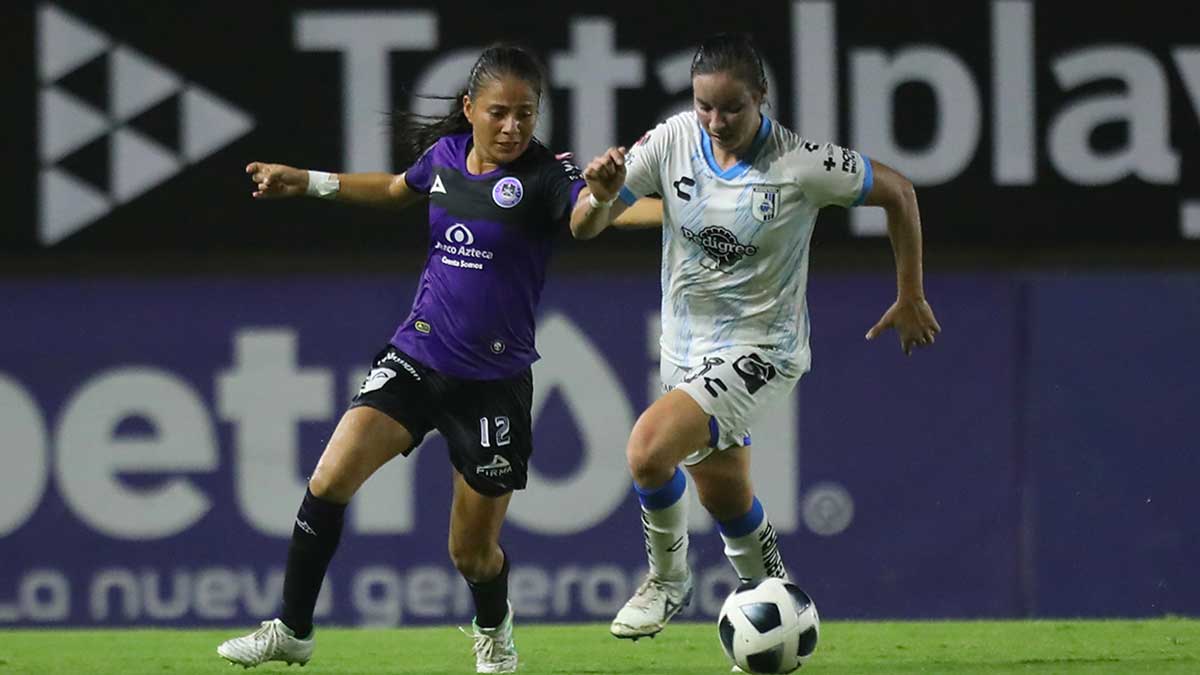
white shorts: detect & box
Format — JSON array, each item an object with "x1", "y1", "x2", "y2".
[{"x1": 661, "y1": 346, "x2": 801, "y2": 466}]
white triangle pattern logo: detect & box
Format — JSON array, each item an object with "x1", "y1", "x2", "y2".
[
  {"x1": 111, "y1": 45, "x2": 181, "y2": 122},
  {"x1": 38, "y1": 4, "x2": 109, "y2": 82},
  {"x1": 40, "y1": 169, "x2": 111, "y2": 246},
  {"x1": 39, "y1": 88, "x2": 110, "y2": 163},
  {"x1": 112, "y1": 128, "x2": 182, "y2": 203},
  {"x1": 182, "y1": 86, "x2": 255, "y2": 163},
  {"x1": 36, "y1": 3, "x2": 255, "y2": 246}
]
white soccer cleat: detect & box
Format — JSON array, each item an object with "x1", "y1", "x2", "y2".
[
  {"x1": 610, "y1": 574, "x2": 694, "y2": 640},
  {"x1": 217, "y1": 619, "x2": 313, "y2": 668},
  {"x1": 464, "y1": 602, "x2": 518, "y2": 673}
]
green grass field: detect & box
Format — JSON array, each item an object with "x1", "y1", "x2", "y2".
[{"x1": 0, "y1": 619, "x2": 1196, "y2": 674}]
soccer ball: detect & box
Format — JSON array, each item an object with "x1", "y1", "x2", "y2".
[{"x1": 717, "y1": 578, "x2": 820, "y2": 673}]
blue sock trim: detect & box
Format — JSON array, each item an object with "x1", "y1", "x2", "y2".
[
  {"x1": 708, "y1": 416, "x2": 720, "y2": 448},
  {"x1": 635, "y1": 467, "x2": 687, "y2": 511},
  {"x1": 718, "y1": 497, "x2": 765, "y2": 538}
]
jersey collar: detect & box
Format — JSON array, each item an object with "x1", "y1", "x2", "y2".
[{"x1": 699, "y1": 114, "x2": 772, "y2": 181}]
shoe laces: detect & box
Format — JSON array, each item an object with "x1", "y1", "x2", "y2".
[
  {"x1": 460, "y1": 624, "x2": 506, "y2": 661},
  {"x1": 629, "y1": 577, "x2": 671, "y2": 610},
  {"x1": 251, "y1": 620, "x2": 282, "y2": 652}
]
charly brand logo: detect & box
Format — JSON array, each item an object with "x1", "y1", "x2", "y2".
[
  {"x1": 36, "y1": 4, "x2": 254, "y2": 246},
  {"x1": 681, "y1": 225, "x2": 759, "y2": 269},
  {"x1": 492, "y1": 176, "x2": 524, "y2": 208}
]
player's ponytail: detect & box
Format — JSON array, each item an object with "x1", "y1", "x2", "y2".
[
  {"x1": 691, "y1": 33, "x2": 769, "y2": 99},
  {"x1": 393, "y1": 44, "x2": 546, "y2": 169},
  {"x1": 392, "y1": 90, "x2": 472, "y2": 169}
]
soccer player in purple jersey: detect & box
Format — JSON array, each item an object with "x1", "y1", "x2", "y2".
[{"x1": 217, "y1": 45, "x2": 656, "y2": 674}]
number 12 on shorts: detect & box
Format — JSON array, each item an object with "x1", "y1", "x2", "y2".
[{"x1": 479, "y1": 416, "x2": 511, "y2": 447}]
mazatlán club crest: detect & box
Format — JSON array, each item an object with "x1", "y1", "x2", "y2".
[{"x1": 492, "y1": 177, "x2": 524, "y2": 208}]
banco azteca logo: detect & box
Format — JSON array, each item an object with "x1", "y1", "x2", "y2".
[
  {"x1": 681, "y1": 225, "x2": 759, "y2": 269},
  {"x1": 445, "y1": 223, "x2": 475, "y2": 245},
  {"x1": 36, "y1": 4, "x2": 254, "y2": 245}
]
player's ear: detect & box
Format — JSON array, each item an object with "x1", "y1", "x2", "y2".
[{"x1": 462, "y1": 94, "x2": 473, "y2": 122}]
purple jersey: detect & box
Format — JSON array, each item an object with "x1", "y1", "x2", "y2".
[{"x1": 391, "y1": 133, "x2": 585, "y2": 380}]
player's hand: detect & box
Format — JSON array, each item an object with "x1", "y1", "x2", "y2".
[
  {"x1": 582, "y1": 147, "x2": 627, "y2": 203},
  {"x1": 245, "y1": 162, "x2": 308, "y2": 199},
  {"x1": 865, "y1": 297, "x2": 941, "y2": 356}
]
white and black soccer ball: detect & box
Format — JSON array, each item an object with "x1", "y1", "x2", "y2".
[{"x1": 717, "y1": 578, "x2": 820, "y2": 673}]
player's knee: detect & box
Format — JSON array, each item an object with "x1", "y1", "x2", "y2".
[
  {"x1": 626, "y1": 424, "x2": 675, "y2": 488},
  {"x1": 448, "y1": 541, "x2": 493, "y2": 580},
  {"x1": 307, "y1": 465, "x2": 358, "y2": 504}
]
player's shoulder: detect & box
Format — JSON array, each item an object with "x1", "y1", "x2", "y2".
[
  {"x1": 662, "y1": 111, "x2": 700, "y2": 141},
  {"x1": 768, "y1": 124, "x2": 846, "y2": 175},
  {"x1": 520, "y1": 140, "x2": 583, "y2": 183},
  {"x1": 765, "y1": 118, "x2": 819, "y2": 155},
  {"x1": 663, "y1": 110, "x2": 698, "y2": 130},
  {"x1": 436, "y1": 132, "x2": 472, "y2": 155},
  {"x1": 521, "y1": 138, "x2": 556, "y2": 163},
  {"x1": 636, "y1": 111, "x2": 698, "y2": 146},
  {"x1": 415, "y1": 132, "x2": 469, "y2": 170}
]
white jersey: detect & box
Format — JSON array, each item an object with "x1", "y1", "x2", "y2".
[{"x1": 619, "y1": 111, "x2": 872, "y2": 375}]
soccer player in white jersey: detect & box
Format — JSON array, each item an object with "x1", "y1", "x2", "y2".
[{"x1": 570, "y1": 33, "x2": 941, "y2": 641}]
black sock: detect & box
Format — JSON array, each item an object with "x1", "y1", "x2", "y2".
[
  {"x1": 280, "y1": 488, "x2": 346, "y2": 638},
  {"x1": 467, "y1": 551, "x2": 510, "y2": 628}
]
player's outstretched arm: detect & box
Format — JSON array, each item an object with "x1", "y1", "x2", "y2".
[
  {"x1": 862, "y1": 159, "x2": 942, "y2": 356},
  {"x1": 244, "y1": 162, "x2": 424, "y2": 210},
  {"x1": 612, "y1": 198, "x2": 663, "y2": 229},
  {"x1": 570, "y1": 147, "x2": 631, "y2": 239}
]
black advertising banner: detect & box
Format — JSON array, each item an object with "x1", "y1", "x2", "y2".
[{"x1": 2, "y1": 1, "x2": 1198, "y2": 254}]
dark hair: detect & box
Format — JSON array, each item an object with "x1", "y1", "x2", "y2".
[
  {"x1": 690, "y1": 33, "x2": 768, "y2": 97},
  {"x1": 393, "y1": 44, "x2": 547, "y2": 168}
]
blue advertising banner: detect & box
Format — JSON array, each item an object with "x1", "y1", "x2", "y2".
[
  {"x1": 1025, "y1": 275, "x2": 1200, "y2": 617},
  {"x1": 1, "y1": 273, "x2": 1196, "y2": 626}
]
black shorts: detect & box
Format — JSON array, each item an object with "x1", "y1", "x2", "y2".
[{"x1": 349, "y1": 345, "x2": 533, "y2": 497}]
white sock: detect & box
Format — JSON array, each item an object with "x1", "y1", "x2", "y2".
[
  {"x1": 634, "y1": 467, "x2": 690, "y2": 581},
  {"x1": 718, "y1": 497, "x2": 788, "y2": 582}
]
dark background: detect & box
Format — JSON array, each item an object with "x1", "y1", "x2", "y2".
[{"x1": 3, "y1": 0, "x2": 1199, "y2": 274}]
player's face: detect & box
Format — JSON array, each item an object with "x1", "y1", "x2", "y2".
[
  {"x1": 692, "y1": 71, "x2": 763, "y2": 156},
  {"x1": 464, "y1": 75, "x2": 540, "y2": 165}
]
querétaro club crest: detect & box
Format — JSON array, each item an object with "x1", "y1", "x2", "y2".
[
  {"x1": 681, "y1": 225, "x2": 759, "y2": 271},
  {"x1": 752, "y1": 185, "x2": 779, "y2": 222}
]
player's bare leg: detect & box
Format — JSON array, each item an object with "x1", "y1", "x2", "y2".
[
  {"x1": 689, "y1": 448, "x2": 787, "y2": 582},
  {"x1": 611, "y1": 390, "x2": 710, "y2": 640},
  {"x1": 450, "y1": 472, "x2": 518, "y2": 673},
  {"x1": 218, "y1": 407, "x2": 413, "y2": 668}
]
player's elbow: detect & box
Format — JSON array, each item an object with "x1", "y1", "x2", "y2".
[
  {"x1": 896, "y1": 175, "x2": 917, "y2": 207},
  {"x1": 893, "y1": 178, "x2": 918, "y2": 217},
  {"x1": 569, "y1": 218, "x2": 601, "y2": 240},
  {"x1": 872, "y1": 162, "x2": 918, "y2": 213}
]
